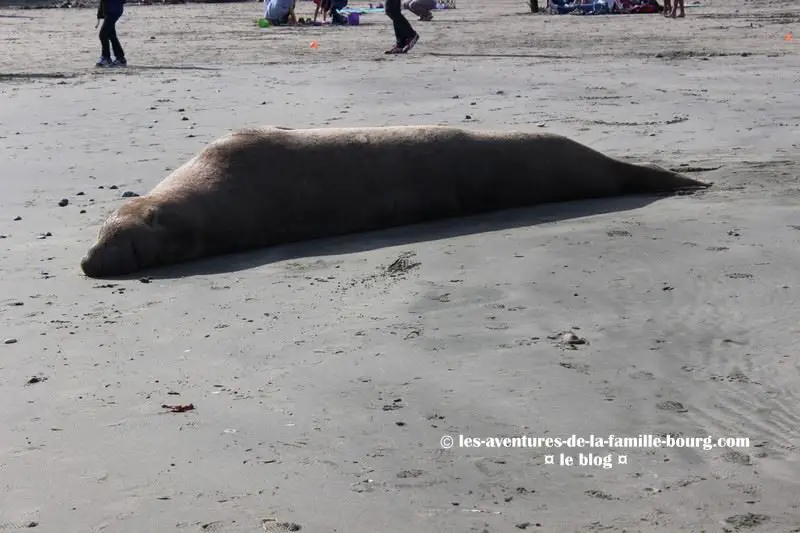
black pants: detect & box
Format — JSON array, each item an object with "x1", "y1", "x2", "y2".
[
  {"x1": 385, "y1": 0, "x2": 415, "y2": 46},
  {"x1": 99, "y1": 12, "x2": 124, "y2": 60}
]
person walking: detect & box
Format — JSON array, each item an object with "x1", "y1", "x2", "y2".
[
  {"x1": 96, "y1": 0, "x2": 126, "y2": 67},
  {"x1": 384, "y1": 0, "x2": 419, "y2": 54},
  {"x1": 669, "y1": 0, "x2": 685, "y2": 17}
]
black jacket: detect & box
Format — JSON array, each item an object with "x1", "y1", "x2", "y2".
[{"x1": 97, "y1": 0, "x2": 125, "y2": 19}]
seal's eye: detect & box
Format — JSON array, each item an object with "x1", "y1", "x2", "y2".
[
  {"x1": 143, "y1": 207, "x2": 161, "y2": 228},
  {"x1": 149, "y1": 207, "x2": 188, "y2": 235}
]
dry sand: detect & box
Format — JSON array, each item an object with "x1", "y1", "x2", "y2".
[{"x1": 2, "y1": 0, "x2": 800, "y2": 531}]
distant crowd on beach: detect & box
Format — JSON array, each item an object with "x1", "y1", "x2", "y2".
[
  {"x1": 262, "y1": 0, "x2": 431, "y2": 53},
  {"x1": 92, "y1": 0, "x2": 685, "y2": 68},
  {"x1": 548, "y1": 0, "x2": 684, "y2": 17},
  {"x1": 263, "y1": 0, "x2": 436, "y2": 26}
]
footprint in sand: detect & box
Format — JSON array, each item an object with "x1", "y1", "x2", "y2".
[
  {"x1": 262, "y1": 520, "x2": 301, "y2": 533},
  {"x1": 198, "y1": 520, "x2": 301, "y2": 533},
  {"x1": 656, "y1": 400, "x2": 688, "y2": 413}
]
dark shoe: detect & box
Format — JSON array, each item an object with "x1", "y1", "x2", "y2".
[
  {"x1": 111, "y1": 57, "x2": 127, "y2": 67},
  {"x1": 402, "y1": 32, "x2": 419, "y2": 52},
  {"x1": 385, "y1": 44, "x2": 405, "y2": 54},
  {"x1": 95, "y1": 57, "x2": 112, "y2": 67}
]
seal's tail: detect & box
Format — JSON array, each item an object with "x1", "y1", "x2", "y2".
[{"x1": 621, "y1": 161, "x2": 712, "y2": 196}]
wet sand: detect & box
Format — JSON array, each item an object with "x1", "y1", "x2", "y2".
[{"x1": 1, "y1": 0, "x2": 800, "y2": 531}]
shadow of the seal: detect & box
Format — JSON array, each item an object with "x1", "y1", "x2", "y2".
[{"x1": 91, "y1": 192, "x2": 691, "y2": 281}]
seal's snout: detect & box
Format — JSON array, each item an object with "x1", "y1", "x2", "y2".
[
  {"x1": 80, "y1": 240, "x2": 138, "y2": 278},
  {"x1": 80, "y1": 251, "x2": 100, "y2": 278}
]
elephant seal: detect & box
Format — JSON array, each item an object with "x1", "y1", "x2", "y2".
[{"x1": 80, "y1": 125, "x2": 709, "y2": 278}]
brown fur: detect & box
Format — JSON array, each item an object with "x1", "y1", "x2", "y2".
[{"x1": 80, "y1": 125, "x2": 709, "y2": 278}]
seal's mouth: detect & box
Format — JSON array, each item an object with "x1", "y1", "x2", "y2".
[{"x1": 80, "y1": 238, "x2": 140, "y2": 278}]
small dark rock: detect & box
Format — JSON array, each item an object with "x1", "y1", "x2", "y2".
[
  {"x1": 76, "y1": 191, "x2": 85, "y2": 196},
  {"x1": 4, "y1": 338, "x2": 18, "y2": 345},
  {"x1": 585, "y1": 489, "x2": 614, "y2": 500},
  {"x1": 397, "y1": 469, "x2": 424, "y2": 478},
  {"x1": 13, "y1": 216, "x2": 22, "y2": 221},
  {"x1": 121, "y1": 191, "x2": 140, "y2": 198},
  {"x1": 109, "y1": 185, "x2": 119, "y2": 190},
  {"x1": 58, "y1": 198, "x2": 69, "y2": 207}
]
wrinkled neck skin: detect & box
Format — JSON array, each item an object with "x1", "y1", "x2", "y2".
[{"x1": 81, "y1": 195, "x2": 204, "y2": 278}]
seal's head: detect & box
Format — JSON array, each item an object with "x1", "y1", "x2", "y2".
[{"x1": 81, "y1": 197, "x2": 201, "y2": 278}]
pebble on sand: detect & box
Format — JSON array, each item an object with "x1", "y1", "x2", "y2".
[
  {"x1": 58, "y1": 198, "x2": 69, "y2": 207},
  {"x1": 4, "y1": 338, "x2": 18, "y2": 345}
]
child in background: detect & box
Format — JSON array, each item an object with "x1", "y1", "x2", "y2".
[
  {"x1": 96, "y1": 0, "x2": 126, "y2": 67},
  {"x1": 264, "y1": 0, "x2": 296, "y2": 25},
  {"x1": 403, "y1": 0, "x2": 435, "y2": 21},
  {"x1": 384, "y1": 0, "x2": 419, "y2": 54},
  {"x1": 313, "y1": 0, "x2": 328, "y2": 22}
]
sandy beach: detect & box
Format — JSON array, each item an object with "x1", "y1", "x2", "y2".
[{"x1": 2, "y1": 0, "x2": 800, "y2": 531}]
